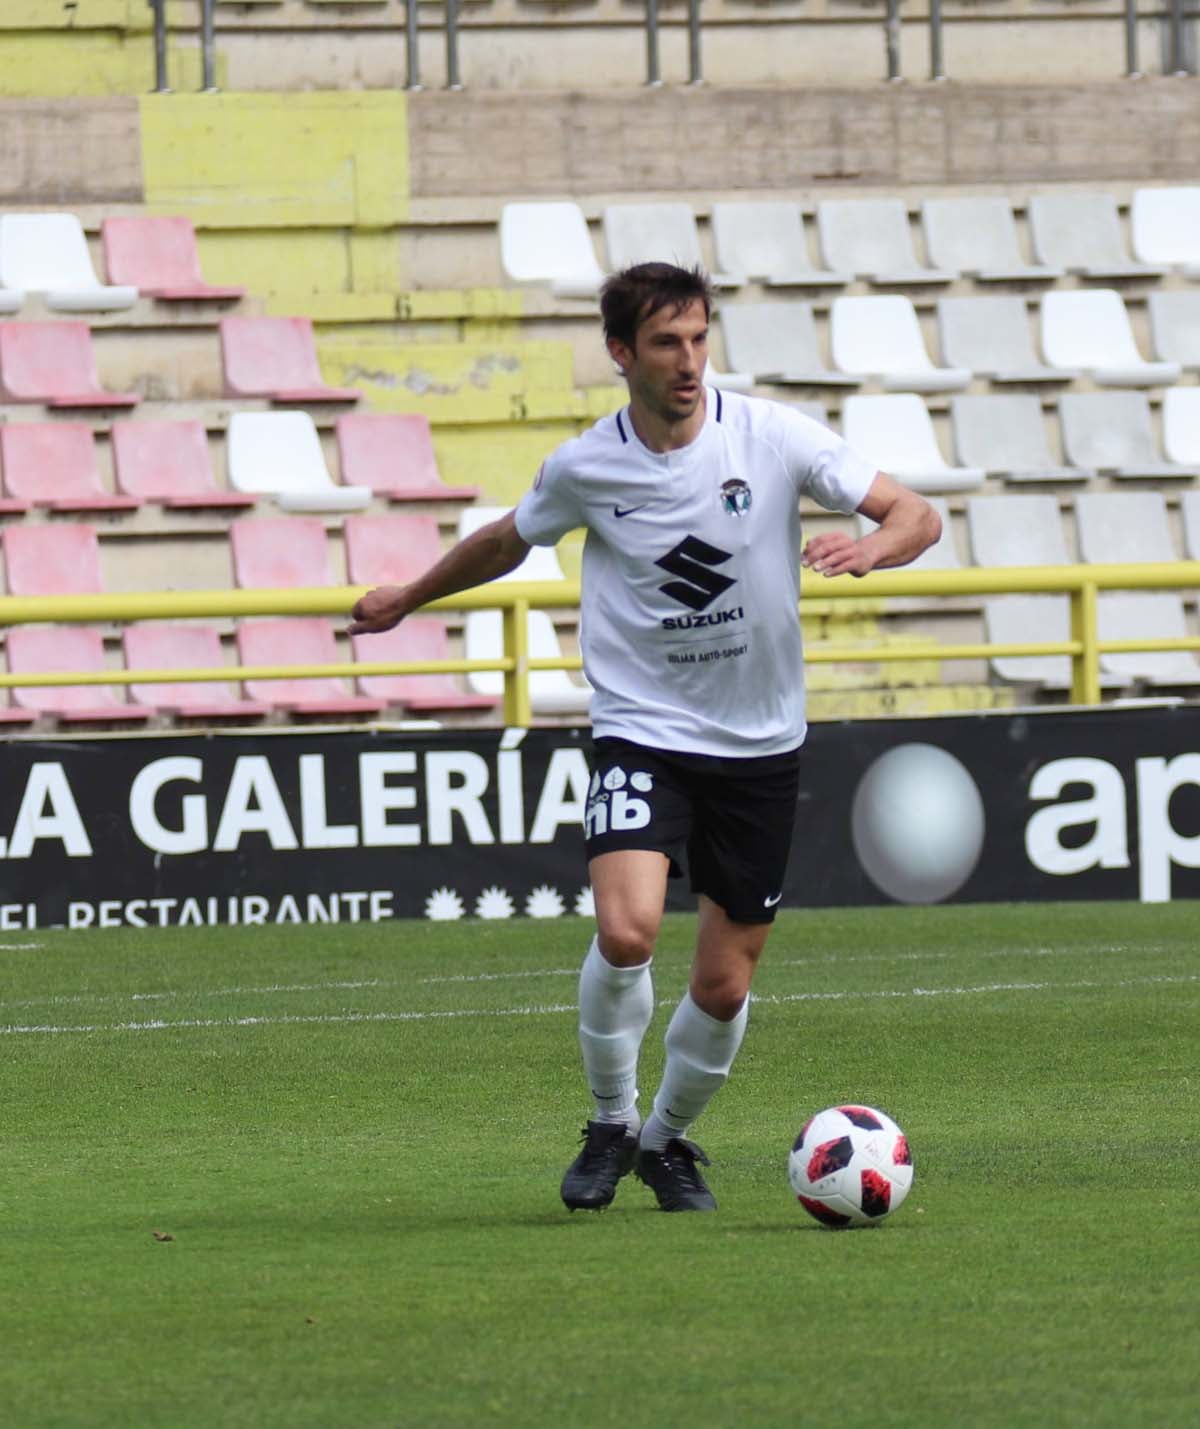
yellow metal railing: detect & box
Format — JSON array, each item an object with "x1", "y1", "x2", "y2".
[{"x1": 2, "y1": 561, "x2": 1200, "y2": 725}]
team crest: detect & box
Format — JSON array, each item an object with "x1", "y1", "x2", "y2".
[{"x1": 720, "y1": 478, "x2": 752, "y2": 517}]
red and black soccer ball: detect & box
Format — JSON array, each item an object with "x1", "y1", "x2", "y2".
[{"x1": 787, "y1": 1105, "x2": 914, "y2": 1228}]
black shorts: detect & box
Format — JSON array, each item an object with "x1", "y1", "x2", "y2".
[{"x1": 583, "y1": 737, "x2": 803, "y2": 925}]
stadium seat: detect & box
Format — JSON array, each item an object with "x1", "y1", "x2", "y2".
[
  {"x1": 112, "y1": 419, "x2": 256, "y2": 509},
  {"x1": 6, "y1": 626, "x2": 155, "y2": 722},
  {"x1": 950, "y1": 394, "x2": 1082, "y2": 484},
  {"x1": 1027, "y1": 193, "x2": 1166, "y2": 279},
  {"x1": 603, "y1": 204, "x2": 739, "y2": 287},
  {"x1": 920, "y1": 197, "x2": 1061, "y2": 282},
  {"x1": 965, "y1": 494, "x2": 1130, "y2": 691},
  {"x1": 1075, "y1": 490, "x2": 1179, "y2": 564},
  {"x1": 351, "y1": 617, "x2": 499, "y2": 713},
  {"x1": 335, "y1": 413, "x2": 479, "y2": 503},
  {"x1": 937, "y1": 296, "x2": 1070, "y2": 384},
  {"x1": 0, "y1": 213, "x2": 137, "y2": 312},
  {"x1": 219, "y1": 317, "x2": 360, "y2": 403},
  {"x1": 719, "y1": 302, "x2": 858, "y2": 387},
  {"x1": 227, "y1": 411, "x2": 370, "y2": 511},
  {"x1": 1, "y1": 523, "x2": 103, "y2": 596},
  {"x1": 0, "y1": 284, "x2": 23, "y2": 314},
  {"x1": 1130, "y1": 187, "x2": 1200, "y2": 276},
  {"x1": 857, "y1": 495, "x2": 958, "y2": 570},
  {"x1": 236, "y1": 618, "x2": 385, "y2": 715},
  {"x1": 704, "y1": 360, "x2": 753, "y2": 393},
  {"x1": 343, "y1": 512, "x2": 442, "y2": 587},
  {"x1": 465, "y1": 606, "x2": 591, "y2": 714},
  {"x1": 0, "y1": 670, "x2": 37, "y2": 725},
  {"x1": 101, "y1": 216, "x2": 245, "y2": 302},
  {"x1": 1161, "y1": 386, "x2": 1200, "y2": 466},
  {"x1": 710, "y1": 202, "x2": 849, "y2": 287},
  {"x1": 1075, "y1": 492, "x2": 1200, "y2": 685},
  {"x1": 230, "y1": 515, "x2": 333, "y2": 590},
  {"x1": 0, "y1": 422, "x2": 141, "y2": 513},
  {"x1": 793, "y1": 400, "x2": 831, "y2": 427},
  {"x1": 816, "y1": 199, "x2": 954, "y2": 285},
  {"x1": 1146, "y1": 291, "x2": 1200, "y2": 369},
  {"x1": 1040, "y1": 292, "x2": 1180, "y2": 388},
  {"x1": 1180, "y1": 489, "x2": 1200, "y2": 559},
  {"x1": 0, "y1": 321, "x2": 140, "y2": 407},
  {"x1": 499, "y1": 202, "x2": 606, "y2": 300},
  {"x1": 830, "y1": 296, "x2": 970, "y2": 392},
  {"x1": 1059, "y1": 392, "x2": 1192, "y2": 480},
  {"x1": 841, "y1": 394, "x2": 984, "y2": 493},
  {"x1": 454, "y1": 506, "x2": 590, "y2": 712},
  {"x1": 122, "y1": 624, "x2": 269, "y2": 719}
]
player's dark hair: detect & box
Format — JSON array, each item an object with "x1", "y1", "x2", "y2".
[{"x1": 600, "y1": 263, "x2": 714, "y2": 350}]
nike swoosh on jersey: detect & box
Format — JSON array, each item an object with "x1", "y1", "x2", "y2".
[
  {"x1": 763, "y1": 892, "x2": 783, "y2": 907},
  {"x1": 613, "y1": 504, "x2": 649, "y2": 518}
]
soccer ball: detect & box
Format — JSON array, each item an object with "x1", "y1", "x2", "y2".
[{"x1": 787, "y1": 1104, "x2": 913, "y2": 1229}]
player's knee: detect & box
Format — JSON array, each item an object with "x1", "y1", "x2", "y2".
[
  {"x1": 596, "y1": 917, "x2": 658, "y2": 966},
  {"x1": 690, "y1": 972, "x2": 750, "y2": 1023}
]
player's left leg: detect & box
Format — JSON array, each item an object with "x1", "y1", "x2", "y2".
[
  {"x1": 636, "y1": 748, "x2": 800, "y2": 1211},
  {"x1": 635, "y1": 905, "x2": 771, "y2": 1210}
]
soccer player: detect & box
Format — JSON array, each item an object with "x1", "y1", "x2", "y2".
[{"x1": 350, "y1": 263, "x2": 940, "y2": 1213}]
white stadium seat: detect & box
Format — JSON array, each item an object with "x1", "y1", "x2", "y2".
[
  {"x1": 0, "y1": 213, "x2": 137, "y2": 312},
  {"x1": 841, "y1": 394, "x2": 984, "y2": 493},
  {"x1": 500, "y1": 202, "x2": 606, "y2": 300}
]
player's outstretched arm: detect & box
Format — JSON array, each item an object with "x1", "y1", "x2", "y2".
[
  {"x1": 801, "y1": 472, "x2": 941, "y2": 580},
  {"x1": 348, "y1": 510, "x2": 532, "y2": 634}
]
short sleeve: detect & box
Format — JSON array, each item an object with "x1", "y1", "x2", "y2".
[
  {"x1": 779, "y1": 409, "x2": 878, "y2": 514},
  {"x1": 514, "y1": 453, "x2": 584, "y2": 546}
]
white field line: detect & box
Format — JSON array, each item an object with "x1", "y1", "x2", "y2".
[
  {"x1": 1, "y1": 941, "x2": 1191, "y2": 1014},
  {"x1": 2, "y1": 972, "x2": 1196, "y2": 1038}
]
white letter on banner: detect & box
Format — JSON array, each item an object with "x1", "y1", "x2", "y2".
[
  {"x1": 425, "y1": 751, "x2": 494, "y2": 846},
  {"x1": 1025, "y1": 757, "x2": 1129, "y2": 876},
  {"x1": 360, "y1": 753, "x2": 420, "y2": 847},
  {"x1": 299, "y1": 755, "x2": 358, "y2": 849},
  {"x1": 212, "y1": 756, "x2": 298, "y2": 852},
  {"x1": 1136, "y1": 753, "x2": 1200, "y2": 904},
  {"x1": 529, "y1": 749, "x2": 591, "y2": 844},
  {"x1": 7, "y1": 763, "x2": 92, "y2": 859},
  {"x1": 129, "y1": 757, "x2": 208, "y2": 854}
]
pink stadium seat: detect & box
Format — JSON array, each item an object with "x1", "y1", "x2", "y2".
[
  {"x1": 335, "y1": 413, "x2": 479, "y2": 502},
  {"x1": 343, "y1": 513, "x2": 442, "y2": 586},
  {"x1": 351, "y1": 618, "x2": 499, "y2": 713},
  {"x1": 0, "y1": 422, "x2": 141, "y2": 512},
  {"x1": 2, "y1": 523, "x2": 103, "y2": 596},
  {"x1": 111, "y1": 419, "x2": 256, "y2": 509},
  {"x1": 219, "y1": 317, "x2": 360, "y2": 404},
  {"x1": 237, "y1": 618, "x2": 385, "y2": 715},
  {"x1": 6, "y1": 626, "x2": 154, "y2": 722},
  {"x1": 229, "y1": 516, "x2": 333, "y2": 589},
  {"x1": 123, "y1": 624, "x2": 268, "y2": 718},
  {"x1": 101, "y1": 216, "x2": 245, "y2": 302},
  {"x1": 0, "y1": 654, "x2": 37, "y2": 725},
  {"x1": 0, "y1": 321, "x2": 140, "y2": 407}
]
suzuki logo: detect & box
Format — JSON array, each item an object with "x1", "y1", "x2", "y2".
[{"x1": 655, "y1": 536, "x2": 736, "y2": 612}]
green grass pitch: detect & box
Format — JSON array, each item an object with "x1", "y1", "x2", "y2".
[{"x1": 2, "y1": 901, "x2": 1197, "y2": 1428}]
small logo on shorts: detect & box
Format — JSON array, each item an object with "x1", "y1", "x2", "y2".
[
  {"x1": 763, "y1": 891, "x2": 783, "y2": 908},
  {"x1": 585, "y1": 767, "x2": 653, "y2": 838},
  {"x1": 721, "y1": 478, "x2": 752, "y2": 517}
]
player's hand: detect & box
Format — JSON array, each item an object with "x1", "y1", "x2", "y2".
[
  {"x1": 801, "y1": 532, "x2": 874, "y2": 579},
  {"x1": 348, "y1": 585, "x2": 408, "y2": 635}
]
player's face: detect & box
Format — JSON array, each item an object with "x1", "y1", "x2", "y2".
[{"x1": 611, "y1": 299, "x2": 709, "y2": 424}]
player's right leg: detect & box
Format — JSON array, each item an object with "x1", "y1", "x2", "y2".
[{"x1": 561, "y1": 849, "x2": 668, "y2": 1211}]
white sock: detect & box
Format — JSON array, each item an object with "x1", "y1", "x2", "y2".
[
  {"x1": 640, "y1": 992, "x2": 748, "y2": 1152},
  {"x1": 577, "y1": 936, "x2": 653, "y2": 1130}
]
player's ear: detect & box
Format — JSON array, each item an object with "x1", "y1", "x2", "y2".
[{"x1": 606, "y1": 334, "x2": 633, "y2": 376}]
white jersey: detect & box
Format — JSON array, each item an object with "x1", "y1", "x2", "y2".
[{"x1": 514, "y1": 387, "x2": 876, "y2": 757}]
